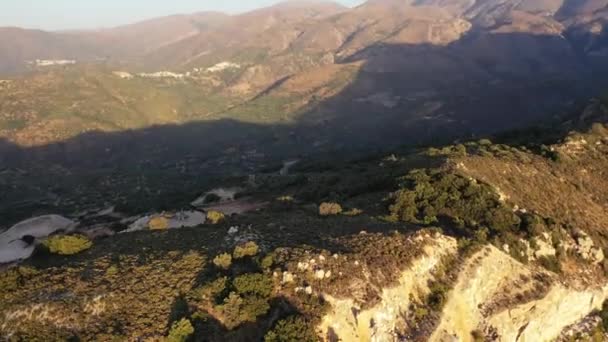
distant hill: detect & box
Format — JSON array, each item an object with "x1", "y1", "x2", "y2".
[{"x1": 2, "y1": 0, "x2": 608, "y2": 159}]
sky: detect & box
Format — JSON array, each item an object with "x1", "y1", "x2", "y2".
[{"x1": 0, "y1": 0, "x2": 365, "y2": 31}]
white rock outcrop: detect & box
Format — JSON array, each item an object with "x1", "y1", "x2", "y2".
[
  {"x1": 123, "y1": 211, "x2": 205, "y2": 232},
  {"x1": 319, "y1": 234, "x2": 458, "y2": 341},
  {"x1": 0, "y1": 215, "x2": 76, "y2": 263}
]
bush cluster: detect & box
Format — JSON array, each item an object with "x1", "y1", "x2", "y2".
[
  {"x1": 43, "y1": 235, "x2": 92, "y2": 255},
  {"x1": 233, "y1": 241, "x2": 259, "y2": 259},
  {"x1": 319, "y1": 202, "x2": 342, "y2": 216},
  {"x1": 166, "y1": 318, "x2": 194, "y2": 342},
  {"x1": 388, "y1": 169, "x2": 520, "y2": 236},
  {"x1": 264, "y1": 316, "x2": 318, "y2": 342},
  {"x1": 149, "y1": 216, "x2": 169, "y2": 230},
  {"x1": 206, "y1": 210, "x2": 225, "y2": 224},
  {"x1": 213, "y1": 253, "x2": 232, "y2": 270}
]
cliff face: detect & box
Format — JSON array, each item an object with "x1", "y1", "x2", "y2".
[
  {"x1": 318, "y1": 238, "x2": 608, "y2": 342},
  {"x1": 319, "y1": 234, "x2": 458, "y2": 341}
]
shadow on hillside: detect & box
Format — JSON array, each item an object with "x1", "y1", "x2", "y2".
[{"x1": 1, "y1": 31, "x2": 608, "y2": 224}]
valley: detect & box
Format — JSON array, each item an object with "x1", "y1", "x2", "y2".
[{"x1": 3, "y1": 0, "x2": 608, "y2": 341}]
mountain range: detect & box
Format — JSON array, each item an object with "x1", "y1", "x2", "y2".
[
  {"x1": 4, "y1": 2, "x2": 608, "y2": 341},
  {"x1": 1, "y1": 0, "x2": 608, "y2": 151}
]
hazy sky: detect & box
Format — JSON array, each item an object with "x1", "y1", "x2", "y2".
[{"x1": 0, "y1": 0, "x2": 365, "y2": 31}]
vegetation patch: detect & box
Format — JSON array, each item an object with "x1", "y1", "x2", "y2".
[
  {"x1": 213, "y1": 253, "x2": 233, "y2": 270},
  {"x1": 264, "y1": 316, "x2": 318, "y2": 342},
  {"x1": 319, "y1": 202, "x2": 342, "y2": 216},
  {"x1": 233, "y1": 241, "x2": 260, "y2": 259},
  {"x1": 166, "y1": 318, "x2": 194, "y2": 342},
  {"x1": 207, "y1": 211, "x2": 226, "y2": 225},
  {"x1": 43, "y1": 235, "x2": 92, "y2": 255}
]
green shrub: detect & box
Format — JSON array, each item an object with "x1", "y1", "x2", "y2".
[
  {"x1": 319, "y1": 202, "x2": 342, "y2": 216},
  {"x1": 471, "y1": 329, "x2": 484, "y2": 342},
  {"x1": 194, "y1": 277, "x2": 228, "y2": 303},
  {"x1": 427, "y1": 282, "x2": 450, "y2": 311},
  {"x1": 43, "y1": 235, "x2": 92, "y2": 255},
  {"x1": 206, "y1": 210, "x2": 225, "y2": 224},
  {"x1": 216, "y1": 292, "x2": 270, "y2": 330},
  {"x1": 233, "y1": 273, "x2": 273, "y2": 297},
  {"x1": 600, "y1": 300, "x2": 608, "y2": 332},
  {"x1": 389, "y1": 169, "x2": 520, "y2": 236},
  {"x1": 265, "y1": 316, "x2": 318, "y2": 342},
  {"x1": 213, "y1": 253, "x2": 232, "y2": 270},
  {"x1": 260, "y1": 254, "x2": 274, "y2": 269},
  {"x1": 166, "y1": 318, "x2": 194, "y2": 342},
  {"x1": 537, "y1": 255, "x2": 561, "y2": 273},
  {"x1": 233, "y1": 241, "x2": 259, "y2": 259}
]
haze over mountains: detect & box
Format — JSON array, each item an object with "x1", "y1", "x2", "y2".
[
  {"x1": 2, "y1": 0, "x2": 608, "y2": 161},
  {"x1": 2, "y1": 0, "x2": 608, "y2": 73}
]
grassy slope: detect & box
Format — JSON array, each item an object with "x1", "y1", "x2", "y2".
[{"x1": 2, "y1": 102, "x2": 608, "y2": 340}]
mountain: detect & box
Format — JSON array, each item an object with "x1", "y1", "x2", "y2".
[
  {"x1": 0, "y1": 12, "x2": 230, "y2": 74},
  {"x1": 1, "y1": 98, "x2": 608, "y2": 341},
  {"x1": 4, "y1": 0, "x2": 608, "y2": 162},
  {"x1": 5, "y1": 1, "x2": 608, "y2": 340}
]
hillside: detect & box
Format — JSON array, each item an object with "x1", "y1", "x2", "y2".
[
  {"x1": 1, "y1": 98, "x2": 608, "y2": 341},
  {"x1": 2, "y1": 0, "x2": 608, "y2": 158}
]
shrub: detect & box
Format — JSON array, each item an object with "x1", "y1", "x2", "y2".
[
  {"x1": 265, "y1": 316, "x2": 318, "y2": 342},
  {"x1": 600, "y1": 300, "x2": 608, "y2": 332},
  {"x1": 260, "y1": 254, "x2": 274, "y2": 269},
  {"x1": 149, "y1": 216, "x2": 169, "y2": 230},
  {"x1": 277, "y1": 196, "x2": 294, "y2": 202},
  {"x1": 194, "y1": 277, "x2": 227, "y2": 303},
  {"x1": 217, "y1": 292, "x2": 270, "y2": 330},
  {"x1": 206, "y1": 211, "x2": 225, "y2": 224},
  {"x1": 233, "y1": 241, "x2": 259, "y2": 259},
  {"x1": 389, "y1": 169, "x2": 521, "y2": 235},
  {"x1": 233, "y1": 273, "x2": 273, "y2": 297},
  {"x1": 213, "y1": 253, "x2": 232, "y2": 270},
  {"x1": 319, "y1": 202, "x2": 342, "y2": 216},
  {"x1": 537, "y1": 255, "x2": 561, "y2": 274},
  {"x1": 343, "y1": 208, "x2": 363, "y2": 216},
  {"x1": 43, "y1": 235, "x2": 92, "y2": 255},
  {"x1": 471, "y1": 329, "x2": 484, "y2": 342},
  {"x1": 427, "y1": 282, "x2": 450, "y2": 311},
  {"x1": 166, "y1": 318, "x2": 194, "y2": 342}
]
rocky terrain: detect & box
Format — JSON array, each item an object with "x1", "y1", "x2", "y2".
[
  {"x1": 3, "y1": 1, "x2": 608, "y2": 341},
  {"x1": 1, "y1": 98, "x2": 608, "y2": 341}
]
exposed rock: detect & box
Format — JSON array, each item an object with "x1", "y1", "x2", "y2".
[
  {"x1": 123, "y1": 211, "x2": 205, "y2": 233},
  {"x1": 489, "y1": 285, "x2": 608, "y2": 341},
  {"x1": 0, "y1": 215, "x2": 76, "y2": 263},
  {"x1": 112, "y1": 71, "x2": 133, "y2": 79},
  {"x1": 534, "y1": 237, "x2": 557, "y2": 259},
  {"x1": 206, "y1": 62, "x2": 240, "y2": 73},
  {"x1": 191, "y1": 187, "x2": 242, "y2": 207},
  {"x1": 576, "y1": 232, "x2": 605, "y2": 264},
  {"x1": 319, "y1": 234, "x2": 458, "y2": 341},
  {"x1": 430, "y1": 241, "x2": 608, "y2": 342},
  {"x1": 282, "y1": 272, "x2": 295, "y2": 284}
]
